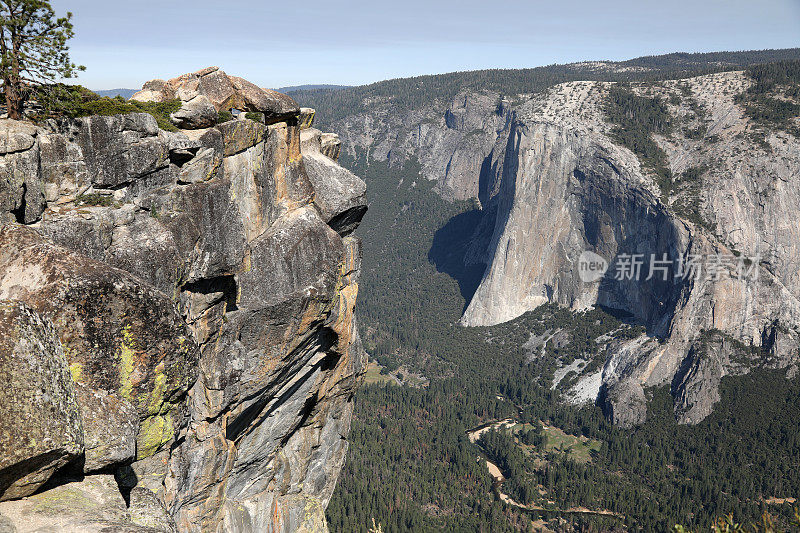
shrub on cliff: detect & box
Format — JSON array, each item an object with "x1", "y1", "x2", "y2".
[{"x1": 30, "y1": 83, "x2": 181, "y2": 131}]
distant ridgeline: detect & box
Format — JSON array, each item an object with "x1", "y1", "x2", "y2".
[
  {"x1": 93, "y1": 88, "x2": 137, "y2": 99},
  {"x1": 290, "y1": 48, "x2": 800, "y2": 127}
]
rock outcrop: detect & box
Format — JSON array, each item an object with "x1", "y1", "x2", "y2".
[
  {"x1": 0, "y1": 69, "x2": 367, "y2": 532},
  {"x1": 459, "y1": 73, "x2": 800, "y2": 426},
  {"x1": 132, "y1": 67, "x2": 300, "y2": 129}
]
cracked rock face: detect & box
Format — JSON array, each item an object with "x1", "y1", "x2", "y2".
[{"x1": 0, "y1": 71, "x2": 367, "y2": 532}]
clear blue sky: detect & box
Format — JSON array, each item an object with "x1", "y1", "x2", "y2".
[{"x1": 51, "y1": 0, "x2": 800, "y2": 90}]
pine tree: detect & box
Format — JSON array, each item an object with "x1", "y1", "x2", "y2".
[{"x1": 0, "y1": 0, "x2": 84, "y2": 119}]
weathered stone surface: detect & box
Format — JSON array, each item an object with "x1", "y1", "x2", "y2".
[
  {"x1": 0, "y1": 226, "x2": 200, "y2": 461},
  {"x1": 300, "y1": 128, "x2": 322, "y2": 154},
  {"x1": 228, "y1": 76, "x2": 299, "y2": 122},
  {"x1": 239, "y1": 206, "x2": 343, "y2": 309},
  {"x1": 0, "y1": 300, "x2": 83, "y2": 501},
  {"x1": 54, "y1": 114, "x2": 168, "y2": 189},
  {"x1": 264, "y1": 121, "x2": 314, "y2": 208},
  {"x1": 104, "y1": 213, "x2": 183, "y2": 295},
  {"x1": 0, "y1": 129, "x2": 34, "y2": 154},
  {"x1": 169, "y1": 96, "x2": 218, "y2": 130},
  {"x1": 131, "y1": 79, "x2": 172, "y2": 103},
  {"x1": 0, "y1": 515, "x2": 15, "y2": 532},
  {"x1": 75, "y1": 385, "x2": 138, "y2": 473},
  {"x1": 177, "y1": 147, "x2": 219, "y2": 183},
  {"x1": 0, "y1": 120, "x2": 45, "y2": 224},
  {"x1": 129, "y1": 487, "x2": 177, "y2": 533},
  {"x1": 133, "y1": 68, "x2": 300, "y2": 126},
  {"x1": 216, "y1": 119, "x2": 265, "y2": 157},
  {"x1": 37, "y1": 132, "x2": 88, "y2": 202},
  {"x1": 319, "y1": 133, "x2": 341, "y2": 161},
  {"x1": 166, "y1": 207, "x2": 362, "y2": 532},
  {"x1": 191, "y1": 69, "x2": 238, "y2": 111},
  {"x1": 299, "y1": 108, "x2": 315, "y2": 130},
  {"x1": 0, "y1": 475, "x2": 160, "y2": 532}
]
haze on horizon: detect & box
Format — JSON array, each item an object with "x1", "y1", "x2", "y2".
[{"x1": 52, "y1": 0, "x2": 800, "y2": 91}]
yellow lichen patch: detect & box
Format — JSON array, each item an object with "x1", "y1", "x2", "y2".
[
  {"x1": 68, "y1": 362, "x2": 84, "y2": 384},
  {"x1": 142, "y1": 361, "x2": 167, "y2": 417},
  {"x1": 206, "y1": 157, "x2": 221, "y2": 180},
  {"x1": 118, "y1": 323, "x2": 138, "y2": 401},
  {"x1": 297, "y1": 496, "x2": 327, "y2": 533},
  {"x1": 137, "y1": 412, "x2": 173, "y2": 460}
]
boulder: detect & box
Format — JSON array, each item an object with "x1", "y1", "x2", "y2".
[
  {"x1": 128, "y1": 487, "x2": 177, "y2": 533},
  {"x1": 193, "y1": 69, "x2": 238, "y2": 111},
  {"x1": 131, "y1": 68, "x2": 300, "y2": 125},
  {"x1": 130, "y1": 79, "x2": 172, "y2": 103},
  {"x1": 169, "y1": 95, "x2": 218, "y2": 130},
  {"x1": 177, "y1": 147, "x2": 219, "y2": 184},
  {"x1": 0, "y1": 300, "x2": 83, "y2": 501},
  {"x1": 303, "y1": 152, "x2": 367, "y2": 236},
  {"x1": 300, "y1": 127, "x2": 321, "y2": 153},
  {"x1": 0, "y1": 226, "x2": 200, "y2": 462},
  {"x1": 228, "y1": 76, "x2": 299, "y2": 122}
]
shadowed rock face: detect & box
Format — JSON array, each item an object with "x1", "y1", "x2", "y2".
[{"x1": 0, "y1": 72, "x2": 367, "y2": 532}]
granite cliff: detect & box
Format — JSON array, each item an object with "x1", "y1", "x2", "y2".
[
  {"x1": 311, "y1": 65, "x2": 800, "y2": 428},
  {"x1": 0, "y1": 67, "x2": 366, "y2": 532},
  {"x1": 460, "y1": 72, "x2": 800, "y2": 426}
]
